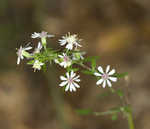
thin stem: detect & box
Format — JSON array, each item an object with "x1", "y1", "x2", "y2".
[
  {"x1": 127, "y1": 111, "x2": 135, "y2": 129},
  {"x1": 78, "y1": 62, "x2": 93, "y2": 71}
]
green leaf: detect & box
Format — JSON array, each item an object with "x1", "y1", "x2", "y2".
[
  {"x1": 114, "y1": 72, "x2": 128, "y2": 78},
  {"x1": 91, "y1": 59, "x2": 96, "y2": 71},
  {"x1": 83, "y1": 56, "x2": 100, "y2": 62},
  {"x1": 116, "y1": 89, "x2": 124, "y2": 98},
  {"x1": 111, "y1": 114, "x2": 118, "y2": 121},
  {"x1": 27, "y1": 60, "x2": 34, "y2": 65},
  {"x1": 81, "y1": 70, "x2": 94, "y2": 75},
  {"x1": 76, "y1": 109, "x2": 92, "y2": 115}
]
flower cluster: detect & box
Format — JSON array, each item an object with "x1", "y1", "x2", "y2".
[{"x1": 16, "y1": 31, "x2": 119, "y2": 92}]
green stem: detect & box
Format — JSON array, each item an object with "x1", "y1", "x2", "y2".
[{"x1": 127, "y1": 111, "x2": 135, "y2": 129}]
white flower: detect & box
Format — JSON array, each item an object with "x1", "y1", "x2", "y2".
[
  {"x1": 16, "y1": 45, "x2": 32, "y2": 65},
  {"x1": 59, "y1": 71, "x2": 80, "y2": 92},
  {"x1": 31, "y1": 31, "x2": 54, "y2": 39},
  {"x1": 34, "y1": 42, "x2": 42, "y2": 54},
  {"x1": 32, "y1": 60, "x2": 44, "y2": 71},
  {"x1": 59, "y1": 32, "x2": 82, "y2": 50},
  {"x1": 94, "y1": 65, "x2": 117, "y2": 88},
  {"x1": 58, "y1": 53, "x2": 72, "y2": 68}
]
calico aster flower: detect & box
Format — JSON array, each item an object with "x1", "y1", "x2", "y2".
[
  {"x1": 58, "y1": 53, "x2": 72, "y2": 68},
  {"x1": 31, "y1": 31, "x2": 54, "y2": 39},
  {"x1": 16, "y1": 45, "x2": 32, "y2": 65},
  {"x1": 59, "y1": 71, "x2": 80, "y2": 92},
  {"x1": 94, "y1": 65, "x2": 117, "y2": 88},
  {"x1": 59, "y1": 32, "x2": 82, "y2": 50},
  {"x1": 32, "y1": 60, "x2": 44, "y2": 71}
]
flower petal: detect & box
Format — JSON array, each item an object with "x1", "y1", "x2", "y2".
[
  {"x1": 59, "y1": 81, "x2": 68, "y2": 87},
  {"x1": 98, "y1": 66, "x2": 104, "y2": 73},
  {"x1": 65, "y1": 84, "x2": 70, "y2": 91},
  {"x1": 71, "y1": 84, "x2": 76, "y2": 92},
  {"x1": 73, "y1": 82, "x2": 80, "y2": 88},
  {"x1": 24, "y1": 46, "x2": 32, "y2": 50},
  {"x1": 73, "y1": 75, "x2": 80, "y2": 81},
  {"x1": 107, "y1": 80, "x2": 112, "y2": 87},
  {"x1": 66, "y1": 43, "x2": 73, "y2": 50},
  {"x1": 108, "y1": 69, "x2": 115, "y2": 75},
  {"x1": 60, "y1": 76, "x2": 67, "y2": 81},
  {"x1": 102, "y1": 80, "x2": 106, "y2": 88},
  {"x1": 66, "y1": 72, "x2": 70, "y2": 78},
  {"x1": 17, "y1": 57, "x2": 20, "y2": 65},
  {"x1": 106, "y1": 65, "x2": 110, "y2": 73},
  {"x1": 74, "y1": 79, "x2": 80, "y2": 82},
  {"x1": 94, "y1": 72, "x2": 101, "y2": 76},
  {"x1": 96, "y1": 79, "x2": 104, "y2": 85},
  {"x1": 109, "y1": 77, "x2": 117, "y2": 82},
  {"x1": 71, "y1": 71, "x2": 76, "y2": 78}
]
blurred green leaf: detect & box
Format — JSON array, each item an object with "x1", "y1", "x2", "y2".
[
  {"x1": 112, "y1": 114, "x2": 118, "y2": 121},
  {"x1": 81, "y1": 70, "x2": 94, "y2": 75},
  {"x1": 76, "y1": 109, "x2": 92, "y2": 115},
  {"x1": 83, "y1": 56, "x2": 100, "y2": 62},
  {"x1": 116, "y1": 89, "x2": 124, "y2": 98},
  {"x1": 91, "y1": 59, "x2": 96, "y2": 71},
  {"x1": 27, "y1": 60, "x2": 34, "y2": 65}
]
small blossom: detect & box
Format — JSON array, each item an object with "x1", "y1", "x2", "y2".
[
  {"x1": 94, "y1": 65, "x2": 117, "y2": 88},
  {"x1": 32, "y1": 60, "x2": 44, "y2": 71},
  {"x1": 59, "y1": 32, "x2": 82, "y2": 50},
  {"x1": 59, "y1": 71, "x2": 80, "y2": 92},
  {"x1": 58, "y1": 53, "x2": 72, "y2": 68},
  {"x1": 34, "y1": 42, "x2": 42, "y2": 54},
  {"x1": 16, "y1": 45, "x2": 32, "y2": 65},
  {"x1": 31, "y1": 31, "x2": 54, "y2": 39}
]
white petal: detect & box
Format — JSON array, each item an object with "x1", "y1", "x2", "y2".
[
  {"x1": 71, "y1": 71, "x2": 76, "y2": 78},
  {"x1": 75, "y1": 79, "x2": 80, "y2": 82},
  {"x1": 108, "y1": 69, "x2": 115, "y2": 75},
  {"x1": 66, "y1": 43, "x2": 73, "y2": 50},
  {"x1": 60, "y1": 76, "x2": 67, "y2": 81},
  {"x1": 109, "y1": 77, "x2": 117, "y2": 82},
  {"x1": 71, "y1": 84, "x2": 76, "y2": 92},
  {"x1": 58, "y1": 55, "x2": 63, "y2": 58},
  {"x1": 96, "y1": 79, "x2": 104, "y2": 85},
  {"x1": 17, "y1": 57, "x2": 20, "y2": 65},
  {"x1": 73, "y1": 75, "x2": 80, "y2": 81},
  {"x1": 20, "y1": 55, "x2": 24, "y2": 59},
  {"x1": 66, "y1": 72, "x2": 70, "y2": 78},
  {"x1": 65, "y1": 84, "x2": 70, "y2": 91},
  {"x1": 102, "y1": 80, "x2": 106, "y2": 88},
  {"x1": 37, "y1": 42, "x2": 42, "y2": 49},
  {"x1": 107, "y1": 80, "x2": 112, "y2": 87},
  {"x1": 47, "y1": 34, "x2": 54, "y2": 38},
  {"x1": 59, "y1": 40, "x2": 66, "y2": 45},
  {"x1": 94, "y1": 72, "x2": 101, "y2": 76},
  {"x1": 59, "y1": 81, "x2": 68, "y2": 87},
  {"x1": 98, "y1": 66, "x2": 104, "y2": 73},
  {"x1": 69, "y1": 84, "x2": 73, "y2": 92},
  {"x1": 24, "y1": 46, "x2": 32, "y2": 50},
  {"x1": 73, "y1": 82, "x2": 80, "y2": 88},
  {"x1": 60, "y1": 62, "x2": 65, "y2": 66},
  {"x1": 106, "y1": 65, "x2": 110, "y2": 73}
]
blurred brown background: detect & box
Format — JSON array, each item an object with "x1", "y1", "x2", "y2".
[{"x1": 0, "y1": 0, "x2": 150, "y2": 129}]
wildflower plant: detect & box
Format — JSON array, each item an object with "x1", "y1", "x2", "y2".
[{"x1": 16, "y1": 31, "x2": 134, "y2": 129}]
